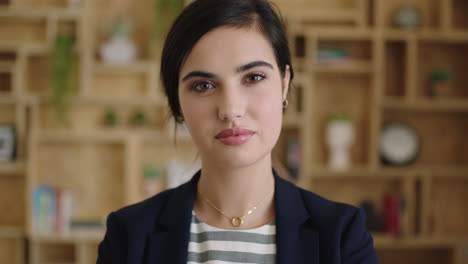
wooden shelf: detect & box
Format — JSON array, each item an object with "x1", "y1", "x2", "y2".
[
  {"x1": 373, "y1": 234, "x2": 461, "y2": 249},
  {"x1": 282, "y1": 9, "x2": 357, "y2": 23},
  {"x1": 0, "y1": 61, "x2": 15, "y2": 73},
  {"x1": 0, "y1": 7, "x2": 80, "y2": 20},
  {"x1": 0, "y1": 226, "x2": 23, "y2": 237},
  {"x1": 0, "y1": 162, "x2": 26, "y2": 174},
  {"x1": 36, "y1": 94, "x2": 165, "y2": 106},
  {"x1": 29, "y1": 231, "x2": 104, "y2": 243},
  {"x1": 382, "y1": 98, "x2": 468, "y2": 112},
  {"x1": 94, "y1": 61, "x2": 157, "y2": 75},
  {"x1": 34, "y1": 129, "x2": 169, "y2": 143}
]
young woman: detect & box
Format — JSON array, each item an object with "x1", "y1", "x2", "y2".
[{"x1": 97, "y1": 0, "x2": 378, "y2": 263}]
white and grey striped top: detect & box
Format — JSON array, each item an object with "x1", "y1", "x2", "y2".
[{"x1": 188, "y1": 212, "x2": 276, "y2": 264}]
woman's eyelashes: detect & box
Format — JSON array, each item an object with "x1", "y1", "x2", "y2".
[
  {"x1": 188, "y1": 72, "x2": 267, "y2": 94},
  {"x1": 243, "y1": 72, "x2": 266, "y2": 85},
  {"x1": 190, "y1": 80, "x2": 215, "y2": 94}
]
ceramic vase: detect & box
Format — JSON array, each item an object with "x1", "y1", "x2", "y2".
[{"x1": 325, "y1": 120, "x2": 355, "y2": 171}]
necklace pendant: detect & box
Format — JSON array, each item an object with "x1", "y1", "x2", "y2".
[{"x1": 231, "y1": 217, "x2": 244, "y2": 227}]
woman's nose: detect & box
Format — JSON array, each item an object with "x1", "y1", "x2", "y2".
[{"x1": 217, "y1": 87, "x2": 245, "y2": 122}]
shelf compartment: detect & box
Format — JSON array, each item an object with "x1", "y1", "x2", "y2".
[
  {"x1": 426, "y1": 175, "x2": 468, "y2": 238},
  {"x1": 0, "y1": 16, "x2": 47, "y2": 46},
  {"x1": 379, "y1": 0, "x2": 441, "y2": 31},
  {"x1": 274, "y1": 0, "x2": 363, "y2": 27},
  {"x1": 94, "y1": 0, "x2": 154, "y2": 60},
  {"x1": 26, "y1": 55, "x2": 50, "y2": 96},
  {"x1": 92, "y1": 71, "x2": 149, "y2": 97},
  {"x1": 0, "y1": 104, "x2": 15, "y2": 123},
  {"x1": 452, "y1": 0, "x2": 468, "y2": 31},
  {"x1": 0, "y1": 175, "x2": 25, "y2": 227},
  {"x1": 310, "y1": 75, "x2": 372, "y2": 168},
  {"x1": 310, "y1": 175, "x2": 412, "y2": 235},
  {"x1": 382, "y1": 110, "x2": 468, "y2": 167},
  {"x1": 384, "y1": 40, "x2": 406, "y2": 98},
  {"x1": 14, "y1": 0, "x2": 72, "y2": 9},
  {"x1": 377, "y1": 248, "x2": 453, "y2": 264},
  {"x1": 0, "y1": 72, "x2": 12, "y2": 93},
  {"x1": 0, "y1": 232, "x2": 24, "y2": 264},
  {"x1": 417, "y1": 40, "x2": 468, "y2": 99},
  {"x1": 35, "y1": 241, "x2": 75, "y2": 263},
  {"x1": 32, "y1": 141, "x2": 125, "y2": 223}
]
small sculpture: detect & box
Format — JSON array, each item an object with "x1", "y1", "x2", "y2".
[
  {"x1": 325, "y1": 113, "x2": 355, "y2": 171},
  {"x1": 394, "y1": 6, "x2": 422, "y2": 30}
]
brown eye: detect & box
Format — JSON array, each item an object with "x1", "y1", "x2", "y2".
[
  {"x1": 244, "y1": 73, "x2": 265, "y2": 84},
  {"x1": 191, "y1": 81, "x2": 215, "y2": 93}
]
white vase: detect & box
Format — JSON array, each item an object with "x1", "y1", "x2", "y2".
[
  {"x1": 100, "y1": 36, "x2": 137, "y2": 64},
  {"x1": 325, "y1": 121, "x2": 355, "y2": 171},
  {"x1": 68, "y1": 0, "x2": 80, "y2": 8}
]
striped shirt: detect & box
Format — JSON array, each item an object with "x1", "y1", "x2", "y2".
[{"x1": 188, "y1": 212, "x2": 277, "y2": 264}]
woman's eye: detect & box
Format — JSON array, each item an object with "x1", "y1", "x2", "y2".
[
  {"x1": 191, "y1": 81, "x2": 215, "y2": 93},
  {"x1": 244, "y1": 73, "x2": 265, "y2": 84}
]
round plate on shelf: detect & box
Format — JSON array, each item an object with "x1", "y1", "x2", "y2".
[{"x1": 380, "y1": 122, "x2": 420, "y2": 166}]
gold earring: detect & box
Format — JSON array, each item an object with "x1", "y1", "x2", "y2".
[{"x1": 282, "y1": 99, "x2": 289, "y2": 109}]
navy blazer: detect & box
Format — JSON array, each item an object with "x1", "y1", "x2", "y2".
[{"x1": 97, "y1": 170, "x2": 378, "y2": 263}]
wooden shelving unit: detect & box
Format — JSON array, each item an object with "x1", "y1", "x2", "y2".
[
  {"x1": 1, "y1": 0, "x2": 468, "y2": 263},
  {"x1": 274, "y1": 0, "x2": 468, "y2": 264}
]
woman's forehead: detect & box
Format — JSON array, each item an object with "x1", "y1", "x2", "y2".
[{"x1": 180, "y1": 26, "x2": 277, "y2": 74}]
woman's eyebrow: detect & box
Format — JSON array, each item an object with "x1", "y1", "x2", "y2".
[
  {"x1": 181, "y1": 60, "x2": 273, "y2": 82},
  {"x1": 182, "y1": 71, "x2": 217, "y2": 82},
  {"x1": 236, "y1": 60, "x2": 274, "y2": 73}
]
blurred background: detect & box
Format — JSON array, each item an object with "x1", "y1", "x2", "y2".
[{"x1": 0, "y1": 0, "x2": 468, "y2": 263}]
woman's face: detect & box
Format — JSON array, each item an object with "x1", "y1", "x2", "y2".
[{"x1": 178, "y1": 26, "x2": 290, "y2": 169}]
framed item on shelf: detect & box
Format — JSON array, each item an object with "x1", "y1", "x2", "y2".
[
  {"x1": 0, "y1": 125, "x2": 16, "y2": 162},
  {"x1": 380, "y1": 122, "x2": 420, "y2": 166}
]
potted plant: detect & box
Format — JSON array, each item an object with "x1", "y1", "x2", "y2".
[
  {"x1": 100, "y1": 16, "x2": 137, "y2": 64},
  {"x1": 429, "y1": 69, "x2": 454, "y2": 98},
  {"x1": 50, "y1": 33, "x2": 75, "y2": 124}
]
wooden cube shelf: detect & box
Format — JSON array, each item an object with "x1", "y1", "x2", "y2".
[{"x1": 382, "y1": 110, "x2": 468, "y2": 168}]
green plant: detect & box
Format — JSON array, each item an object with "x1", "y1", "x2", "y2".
[
  {"x1": 50, "y1": 33, "x2": 75, "y2": 123},
  {"x1": 149, "y1": 0, "x2": 183, "y2": 55},
  {"x1": 430, "y1": 69, "x2": 454, "y2": 82},
  {"x1": 110, "y1": 16, "x2": 133, "y2": 38},
  {"x1": 329, "y1": 112, "x2": 352, "y2": 122}
]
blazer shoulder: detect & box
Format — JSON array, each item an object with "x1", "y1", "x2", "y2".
[
  {"x1": 297, "y1": 186, "x2": 362, "y2": 226},
  {"x1": 111, "y1": 187, "x2": 176, "y2": 227}
]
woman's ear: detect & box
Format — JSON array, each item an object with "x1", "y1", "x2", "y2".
[{"x1": 282, "y1": 65, "x2": 291, "y2": 101}]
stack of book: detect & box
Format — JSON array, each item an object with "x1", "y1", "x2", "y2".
[{"x1": 32, "y1": 185, "x2": 74, "y2": 235}]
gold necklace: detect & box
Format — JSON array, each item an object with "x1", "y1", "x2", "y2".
[{"x1": 198, "y1": 190, "x2": 274, "y2": 227}]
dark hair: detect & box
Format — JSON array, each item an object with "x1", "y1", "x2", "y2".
[{"x1": 160, "y1": 0, "x2": 294, "y2": 123}]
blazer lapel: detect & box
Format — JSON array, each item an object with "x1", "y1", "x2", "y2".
[
  {"x1": 145, "y1": 171, "x2": 201, "y2": 264},
  {"x1": 274, "y1": 171, "x2": 320, "y2": 264}
]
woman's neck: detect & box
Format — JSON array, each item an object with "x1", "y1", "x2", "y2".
[{"x1": 195, "y1": 156, "x2": 275, "y2": 229}]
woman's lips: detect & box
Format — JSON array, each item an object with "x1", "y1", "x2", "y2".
[{"x1": 215, "y1": 127, "x2": 255, "y2": 146}]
